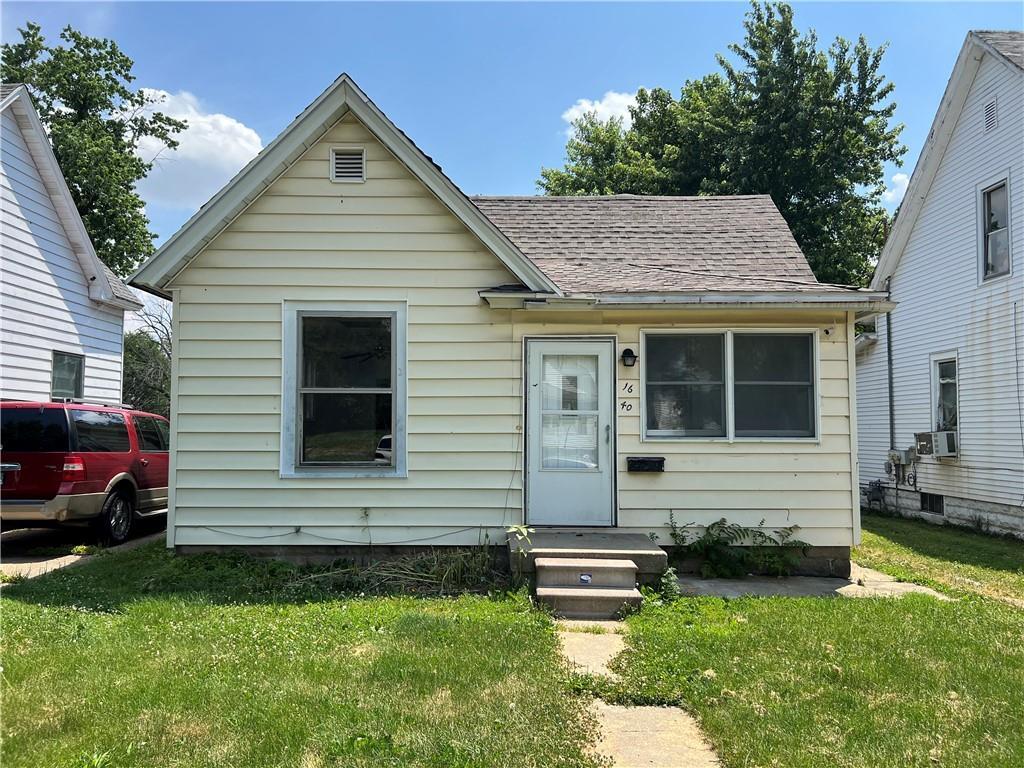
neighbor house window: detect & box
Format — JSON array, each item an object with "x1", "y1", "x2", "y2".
[
  {"x1": 298, "y1": 314, "x2": 394, "y2": 466},
  {"x1": 982, "y1": 181, "x2": 1009, "y2": 279},
  {"x1": 933, "y1": 358, "x2": 958, "y2": 432},
  {"x1": 643, "y1": 331, "x2": 816, "y2": 440},
  {"x1": 734, "y1": 334, "x2": 815, "y2": 438},
  {"x1": 644, "y1": 334, "x2": 726, "y2": 437},
  {"x1": 51, "y1": 351, "x2": 84, "y2": 401}
]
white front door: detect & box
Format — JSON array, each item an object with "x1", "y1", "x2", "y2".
[{"x1": 526, "y1": 338, "x2": 615, "y2": 526}]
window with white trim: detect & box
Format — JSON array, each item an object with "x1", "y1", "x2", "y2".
[
  {"x1": 643, "y1": 331, "x2": 816, "y2": 440},
  {"x1": 51, "y1": 351, "x2": 84, "y2": 401},
  {"x1": 933, "y1": 357, "x2": 958, "y2": 432},
  {"x1": 982, "y1": 181, "x2": 1009, "y2": 279},
  {"x1": 645, "y1": 334, "x2": 726, "y2": 437},
  {"x1": 733, "y1": 334, "x2": 815, "y2": 438}
]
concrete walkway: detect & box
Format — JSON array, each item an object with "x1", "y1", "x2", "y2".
[
  {"x1": 1, "y1": 528, "x2": 163, "y2": 581},
  {"x1": 558, "y1": 621, "x2": 720, "y2": 768},
  {"x1": 677, "y1": 563, "x2": 949, "y2": 601}
]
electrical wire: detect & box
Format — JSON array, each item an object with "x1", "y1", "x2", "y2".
[{"x1": 193, "y1": 525, "x2": 484, "y2": 547}]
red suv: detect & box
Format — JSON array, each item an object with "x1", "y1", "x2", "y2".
[{"x1": 1, "y1": 402, "x2": 169, "y2": 543}]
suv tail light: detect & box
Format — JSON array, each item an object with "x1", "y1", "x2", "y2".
[{"x1": 62, "y1": 455, "x2": 86, "y2": 482}]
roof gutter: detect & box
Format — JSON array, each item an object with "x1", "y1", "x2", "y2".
[{"x1": 480, "y1": 289, "x2": 894, "y2": 317}]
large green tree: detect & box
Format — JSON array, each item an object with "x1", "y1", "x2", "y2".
[
  {"x1": 2, "y1": 23, "x2": 185, "y2": 276},
  {"x1": 540, "y1": 2, "x2": 905, "y2": 286}
]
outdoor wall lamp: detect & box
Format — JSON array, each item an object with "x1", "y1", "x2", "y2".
[{"x1": 620, "y1": 348, "x2": 638, "y2": 367}]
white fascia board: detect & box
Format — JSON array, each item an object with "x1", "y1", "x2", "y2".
[
  {"x1": 3, "y1": 88, "x2": 124, "y2": 307},
  {"x1": 481, "y1": 290, "x2": 894, "y2": 313},
  {"x1": 870, "y1": 35, "x2": 984, "y2": 291},
  {"x1": 131, "y1": 75, "x2": 560, "y2": 296}
]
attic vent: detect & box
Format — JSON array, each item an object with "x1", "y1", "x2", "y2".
[
  {"x1": 330, "y1": 148, "x2": 365, "y2": 182},
  {"x1": 984, "y1": 99, "x2": 997, "y2": 132}
]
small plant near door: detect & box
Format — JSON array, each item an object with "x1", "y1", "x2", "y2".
[
  {"x1": 667, "y1": 514, "x2": 809, "y2": 578},
  {"x1": 506, "y1": 524, "x2": 535, "y2": 583}
]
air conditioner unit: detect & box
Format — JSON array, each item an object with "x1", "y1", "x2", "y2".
[{"x1": 915, "y1": 431, "x2": 958, "y2": 457}]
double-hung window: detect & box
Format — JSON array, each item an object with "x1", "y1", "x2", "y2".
[
  {"x1": 933, "y1": 358, "x2": 958, "y2": 432},
  {"x1": 981, "y1": 180, "x2": 1010, "y2": 280},
  {"x1": 643, "y1": 331, "x2": 816, "y2": 440},
  {"x1": 51, "y1": 351, "x2": 84, "y2": 401},
  {"x1": 282, "y1": 303, "x2": 406, "y2": 476}
]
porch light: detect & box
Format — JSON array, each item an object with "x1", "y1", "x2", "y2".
[{"x1": 620, "y1": 348, "x2": 638, "y2": 367}]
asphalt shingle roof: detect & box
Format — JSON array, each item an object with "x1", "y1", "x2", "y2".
[
  {"x1": 975, "y1": 30, "x2": 1024, "y2": 70},
  {"x1": 102, "y1": 264, "x2": 143, "y2": 307},
  {"x1": 472, "y1": 194, "x2": 834, "y2": 294},
  {"x1": 0, "y1": 83, "x2": 25, "y2": 100}
]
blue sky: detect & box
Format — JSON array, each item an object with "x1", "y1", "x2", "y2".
[{"x1": 4, "y1": 1, "x2": 1023, "y2": 244}]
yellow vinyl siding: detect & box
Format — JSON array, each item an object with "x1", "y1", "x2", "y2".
[{"x1": 167, "y1": 112, "x2": 856, "y2": 548}]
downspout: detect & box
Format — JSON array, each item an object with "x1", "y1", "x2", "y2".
[{"x1": 885, "y1": 276, "x2": 896, "y2": 452}]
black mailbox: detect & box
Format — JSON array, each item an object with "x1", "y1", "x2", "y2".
[{"x1": 626, "y1": 456, "x2": 665, "y2": 473}]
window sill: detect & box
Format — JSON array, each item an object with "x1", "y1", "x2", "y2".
[{"x1": 280, "y1": 467, "x2": 407, "y2": 479}]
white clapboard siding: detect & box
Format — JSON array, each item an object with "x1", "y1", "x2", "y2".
[
  {"x1": 168, "y1": 112, "x2": 857, "y2": 548},
  {"x1": 857, "y1": 52, "x2": 1024, "y2": 511},
  {"x1": 0, "y1": 110, "x2": 125, "y2": 404}
]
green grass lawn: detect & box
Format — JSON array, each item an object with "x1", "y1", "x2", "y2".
[
  {"x1": 1, "y1": 544, "x2": 602, "y2": 768},
  {"x1": 596, "y1": 516, "x2": 1024, "y2": 768},
  {"x1": 854, "y1": 513, "x2": 1024, "y2": 603}
]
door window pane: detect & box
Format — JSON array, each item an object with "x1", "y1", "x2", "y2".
[
  {"x1": 302, "y1": 316, "x2": 391, "y2": 389},
  {"x1": 301, "y1": 393, "x2": 391, "y2": 464},
  {"x1": 644, "y1": 335, "x2": 725, "y2": 437},
  {"x1": 71, "y1": 410, "x2": 130, "y2": 452},
  {"x1": 541, "y1": 414, "x2": 598, "y2": 470},
  {"x1": 734, "y1": 334, "x2": 815, "y2": 437},
  {"x1": 542, "y1": 355, "x2": 598, "y2": 412},
  {"x1": 51, "y1": 352, "x2": 84, "y2": 400}
]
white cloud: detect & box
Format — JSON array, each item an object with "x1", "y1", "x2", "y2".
[
  {"x1": 135, "y1": 89, "x2": 263, "y2": 211},
  {"x1": 882, "y1": 172, "x2": 910, "y2": 207},
  {"x1": 561, "y1": 90, "x2": 638, "y2": 135}
]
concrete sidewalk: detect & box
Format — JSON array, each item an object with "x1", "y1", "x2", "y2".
[{"x1": 1, "y1": 528, "x2": 164, "y2": 581}]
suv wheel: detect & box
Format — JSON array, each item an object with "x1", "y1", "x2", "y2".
[{"x1": 97, "y1": 488, "x2": 134, "y2": 545}]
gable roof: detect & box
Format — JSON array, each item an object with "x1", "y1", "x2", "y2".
[
  {"x1": 0, "y1": 84, "x2": 142, "y2": 310},
  {"x1": 871, "y1": 30, "x2": 1024, "y2": 291},
  {"x1": 472, "y1": 194, "x2": 834, "y2": 294},
  {"x1": 130, "y1": 74, "x2": 560, "y2": 297}
]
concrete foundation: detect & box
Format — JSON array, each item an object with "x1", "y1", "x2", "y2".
[
  {"x1": 670, "y1": 546, "x2": 852, "y2": 579},
  {"x1": 175, "y1": 543, "x2": 511, "y2": 571},
  {"x1": 862, "y1": 483, "x2": 1024, "y2": 539}
]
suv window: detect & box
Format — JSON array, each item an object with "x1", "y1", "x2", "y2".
[
  {"x1": 134, "y1": 416, "x2": 166, "y2": 451},
  {"x1": 71, "y1": 410, "x2": 131, "y2": 452},
  {"x1": 0, "y1": 407, "x2": 70, "y2": 452}
]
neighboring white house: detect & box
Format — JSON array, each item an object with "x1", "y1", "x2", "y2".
[
  {"x1": 1, "y1": 84, "x2": 142, "y2": 405},
  {"x1": 131, "y1": 74, "x2": 892, "y2": 573},
  {"x1": 858, "y1": 31, "x2": 1024, "y2": 536}
]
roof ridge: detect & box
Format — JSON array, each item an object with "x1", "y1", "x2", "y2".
[{"x1": 470, "y1": 194, "x2": 772, "y2": 201}]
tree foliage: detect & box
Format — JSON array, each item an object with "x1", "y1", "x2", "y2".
[
  {"x1": 122, "y1": 303, "x2": 171, "y2": 417},
  {"x1": 539, "y1": 2, "x2": 905, "y2": 286},
  {"x1": 2, "y1": 23, "x2": 185, "y2": 276}
]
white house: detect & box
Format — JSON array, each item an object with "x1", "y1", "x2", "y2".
[
  {"x1": 857, "y1": 31, "x2": 1024, "y2": 536},
  {"x1": 0, "y1": 84, "x2": 141, "y2": 405},
  {"x1": 131, "y1": 74, "x2": 891, "y2": 577}
]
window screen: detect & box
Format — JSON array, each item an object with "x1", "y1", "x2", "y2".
[
  {"x1": 71, "y1": 410, "x2": 130, "y2": 452},
  {"x1": 299, "y1": 315, "x2": 393, "y2": 465},
  {"x1": 51, "y1": 351, "x2": 84, "y2": 401},
  {"x1": 733, "y1": 334, "x2": 815, "y2": 437},
  {"x1": 644, "y1": 334, "x2": 726, "y2": 437}
]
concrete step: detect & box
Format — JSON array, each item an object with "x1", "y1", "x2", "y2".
[
  {"x1": 536, "y1": 585, "x2": 643, "y2": 620},
  {"x1": 510, "y1": 531, "x2": 667, "y2": 584},
  {"x1": 535, "y1": 557, "x2": 638, "y2": 589}
]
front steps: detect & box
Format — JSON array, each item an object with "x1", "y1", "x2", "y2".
[
  {"x1": 510, "y1": 531, "x2": 667, "y2": 619},
  {"x1": 535, "y1": 557, "x2": 642, "y2": 619}
]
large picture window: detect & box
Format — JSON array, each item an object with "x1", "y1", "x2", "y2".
[
  {"x1": 298, "y1": 314, "x2": 394, "y2": 466},
  {"x1": 281, "y1": 303, "x2": 406, "y2": 477},
  {"x1": 645, "y1": 334, "x2": 726, "y2": 437},
  {"x1": 643, "y1": 331, "x2": 817, "y2": 440}
]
